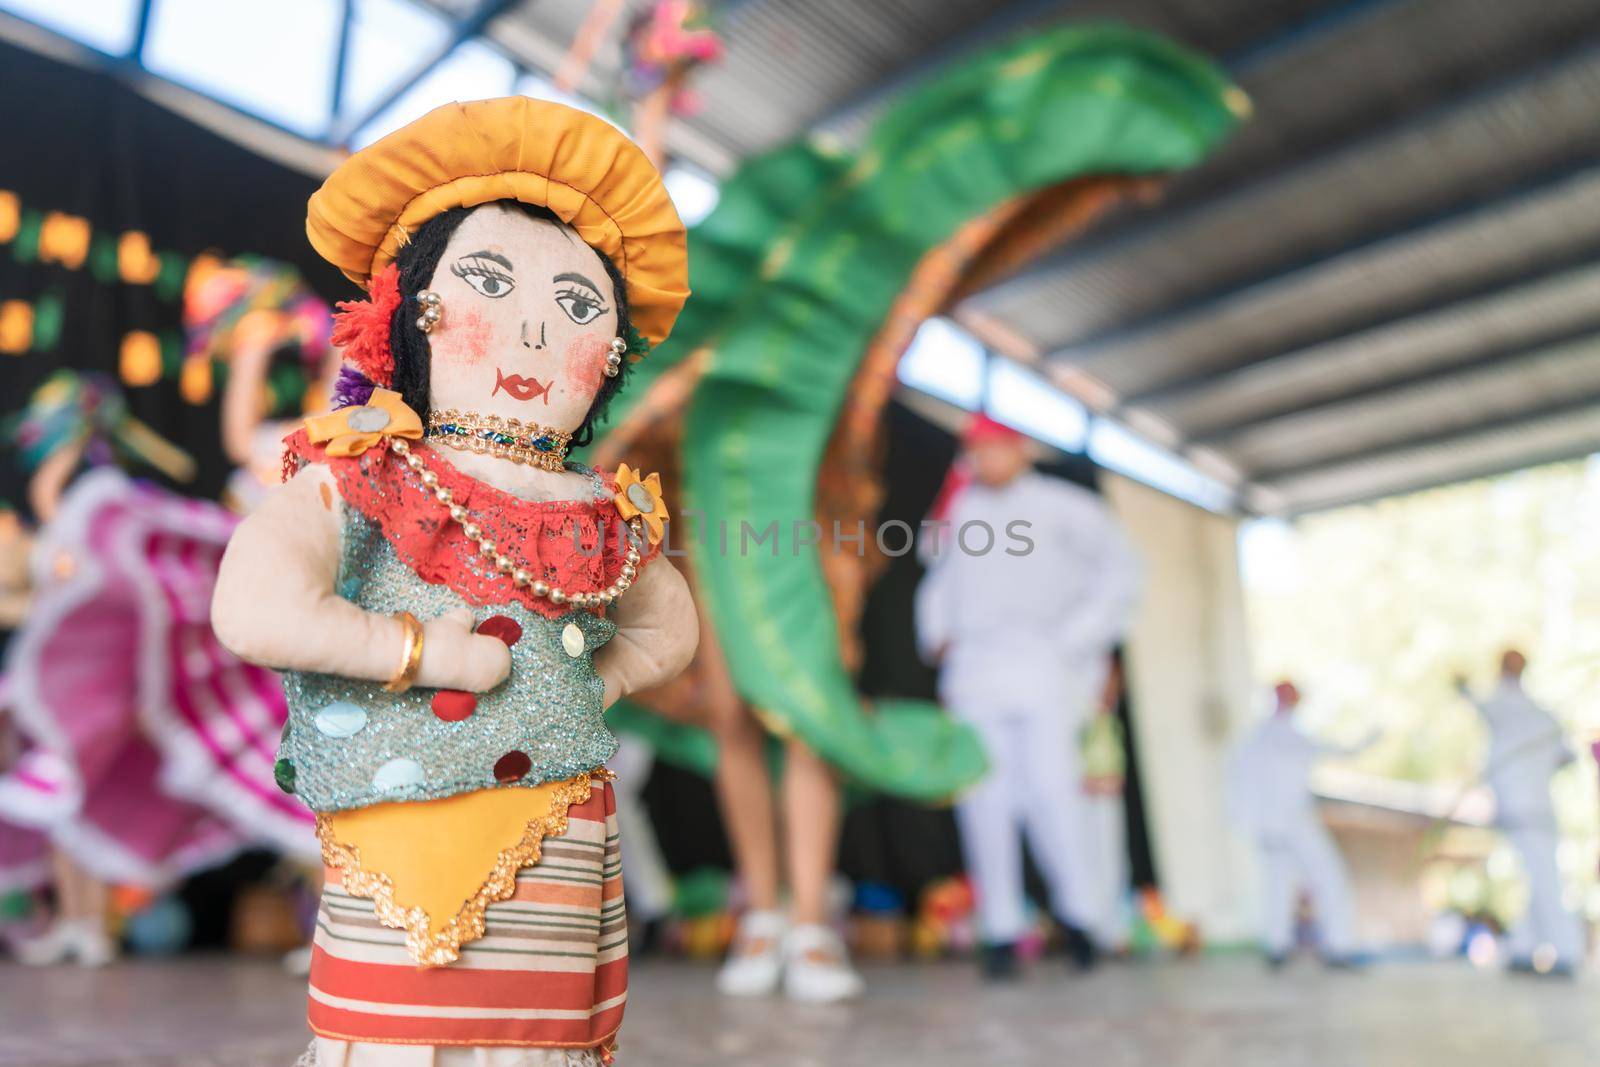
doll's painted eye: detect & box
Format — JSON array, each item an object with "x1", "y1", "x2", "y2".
[
  {"x1": 451, "y1": 259, "x2": 515, "y2": 299},
  {"x1": 555, "y1": 289, "x2": 608, "y2": 325}
]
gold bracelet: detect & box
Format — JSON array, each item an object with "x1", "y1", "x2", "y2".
[{"x1": 383, "y1": 611, "x2": 424, "y2": 693}]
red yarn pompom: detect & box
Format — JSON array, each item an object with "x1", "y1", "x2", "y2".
[{"x1": 330, "y1": 263, "x2": 401, "y2": 387}]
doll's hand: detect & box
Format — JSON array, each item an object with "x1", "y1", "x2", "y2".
[{"x1": 418, "y1": 608, "x2": 512, "y2": 692}]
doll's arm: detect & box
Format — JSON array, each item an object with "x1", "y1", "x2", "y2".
[
  {"x1": 211, "y1": 464, "x2": 510, "y2": 692},
  {"x1": 595, "y1": 558, "x2": 698, "y2": 708}
]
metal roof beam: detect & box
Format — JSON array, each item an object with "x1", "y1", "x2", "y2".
[
  {"x1": 1049, "y1": 156, "x2": 1600, "y2": 393},
  {"x1": 1252, "y1": 391, "x2": 1600, "y2": 485},
  {"x1": 988, "y1": 35, "x2": 1600, "y2": 323},
  {"x1": 129, "y1": 0, "x2": 154, "y2": 60},
  {"x1": 1119, "y1": 245, "x2": 1600, "y2": 413},
  {"x1": 1184, "y1": 306, "x2": 1600, "y2": 445},
  {"x1": 1265, "y1": 435, "x2": 1600, "y2": 516},
  {"x1": 329, "y1": 0, "x2": 354, "y2": 127},
  {"x1": 1223, "y1": 0, "x2": 1408, "y2": 75},
  {"x1": 813, "y1": 0, "x2": 1404, "y2": 136},
  {"x1": 806, "y1": 0, "x2": 1072, "y2": 135},
  {"x1": 330, "y1": 0, "x2": 521, "y2": 145}
]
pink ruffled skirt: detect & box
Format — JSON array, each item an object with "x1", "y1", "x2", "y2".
[{"x1": 0, "y1": 468, "x2": 314, "y2": 886}]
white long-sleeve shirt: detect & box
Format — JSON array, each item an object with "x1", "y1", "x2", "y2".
[
  {"x1": 1466, "y1": 679, "x2": 1572, "y2": 823},
  {"x1": 1228, "y1": 714, "x2": 1375, "y2": 840},
  {"x1": 914, "y1": 470, "x2": 1141, "y2": 700}
]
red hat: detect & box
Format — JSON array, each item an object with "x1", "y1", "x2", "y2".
[
  {"x1": 961, "y1": 413, "x2": 1026, "y2": 447},
  {"x1": 1274, "y1": 681, "x2": 1300, "y2": 708}
]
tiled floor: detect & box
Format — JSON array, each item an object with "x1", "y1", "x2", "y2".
[{"x1": 0, "y1": 954, "x2": 1595, "y2": 1066}]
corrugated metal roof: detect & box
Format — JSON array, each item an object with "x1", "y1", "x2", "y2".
[
  {"x1": 485, "y1": 0, "x2": 1600, "y2": 514},
  {"x1": 1251, "y1": 401, "x2": 1600, "y2": 512},
  {"x1": 1158, "y1": 262, "x2": 1600, "y2": 434}
]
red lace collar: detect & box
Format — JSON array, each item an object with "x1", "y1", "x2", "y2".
[{"x1": 285, "y1": 429, "x2": 656, "y2": 618}]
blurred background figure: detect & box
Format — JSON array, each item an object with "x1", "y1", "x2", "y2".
[
  {"x1": 1457, "y1": 651, "x2": 1583, "y2": 977},
  {"x1": 607, "y1": 734, "x2": 675, "y2": 957},
  {"x1": 0, "y1": 371, "x2": 314, "y2": 967},
  {"x1": 0, "y1": 370, "x2": 207, "y2": 967},
  {"x1": 916, "y1": 414, "x2": 1141, "y2": 979},
  {"x1": 1080, "y1": 655, "x2": 1131, "y2": 952},
  {"x1": 183, "y1": 255, "x2": 336, "y2": 514},
  {"x1": 1228, "y1": 681, "x2": 1376, "y2": 970}
]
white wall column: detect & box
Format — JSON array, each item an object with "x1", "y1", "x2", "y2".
[{"x1": 1105, "y1": 474, "x2": 1260, "y2": 944}]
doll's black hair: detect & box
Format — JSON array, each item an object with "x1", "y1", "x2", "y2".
[{"x1": 387, "y1": 199, "x2": 633, "y2": 449}]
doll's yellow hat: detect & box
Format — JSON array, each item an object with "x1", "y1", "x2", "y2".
[{"x1": 306, "y1": 97, "x2": 689, "y2": 347}]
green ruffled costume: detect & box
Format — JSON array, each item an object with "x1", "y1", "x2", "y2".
[{"x1": 593, "y1": 24, "x2": 1244, "y2": 801}]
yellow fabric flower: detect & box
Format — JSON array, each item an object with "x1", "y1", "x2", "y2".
[
  {"x1": 614, "y1": 463, "x2": 668, "y2": 545},
  {"x1": 304, "y1": 388, "x2": 423, "y2": 457}
]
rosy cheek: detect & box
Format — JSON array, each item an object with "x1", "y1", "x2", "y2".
[
  {"x1": 440, "y1": 309, "x2": 494, "y2": 365},
  {"x1": 564, "y1": 334, "x2": 611, "y2": 397}
]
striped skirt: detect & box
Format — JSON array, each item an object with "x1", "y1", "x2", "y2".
[{"x1": 307, "y1": 781, "x2": 626, "y2": 1055}]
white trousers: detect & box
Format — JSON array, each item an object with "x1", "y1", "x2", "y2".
[
  {"x1": 1256, "y1": 819, "x2": 1357, "y2": 956},
  {"x1": 1084, "y1": 793, "x2": 1129, "y2": 947},
  {"x1": 1503, "y1": 821, "x2": 1584, "y2": 965},
  {"x1": 607, "y1": 736, "x2": 673, "y2": 923},
  {"x1": 952, "y1": 703, "x2": 1101, "y2": 943}
]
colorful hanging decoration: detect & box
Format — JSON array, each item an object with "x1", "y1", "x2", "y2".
[
  {"x1": 621, "y1": 1, "x2": 724, "y2": 164},
  {"x1": 622, "y1": 0, "x2": 723, "y2": 104},
  {"x1": 1, "y1": 189, "x2": 302, "y2": 385},
  {"x1": 554, "y1": 0, "x2": 627, "y2": 93}
]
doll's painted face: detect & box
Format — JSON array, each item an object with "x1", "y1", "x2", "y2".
[{"x1": 425, "y1": 204, "x2": 620, "y2": 432}]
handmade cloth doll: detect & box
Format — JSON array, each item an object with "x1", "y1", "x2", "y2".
[{"x1": 210, "y1": 98, "x2": 697, "y2": 1065}]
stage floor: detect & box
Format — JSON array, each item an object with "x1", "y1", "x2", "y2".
[{"x1": 0, "y1": 954, "x2": 1594, "y2": 1066}]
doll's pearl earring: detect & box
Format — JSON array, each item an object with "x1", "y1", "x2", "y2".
[
  {"x1": 604, "y1": 336, "x2": 626, "y2": 378},
  {"x1": 416, "y1": 291, "x2": 443, "y2": 333}
]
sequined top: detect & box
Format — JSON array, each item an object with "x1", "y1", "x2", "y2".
[{"x1": 273, "y1": 439, "x2": 658, "y2": 814}]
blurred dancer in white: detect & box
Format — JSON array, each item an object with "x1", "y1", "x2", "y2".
[
  {"x1": 916, "y1": 415, "x2": 1141, "y2": 978},
  {"x1": 1080, "y1": 657, "x2": 1131, "y2": 951},
  {"x1": 1229, "y1": 681, "x2": 1374, "y2": 969},
  {"x1": 1457, "y1": 650, "x2": 1583, "y2": 976}
]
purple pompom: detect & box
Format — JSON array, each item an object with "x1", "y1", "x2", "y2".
[{"x1": 331, "y1": 365, "x2": 376, "y2": 409}]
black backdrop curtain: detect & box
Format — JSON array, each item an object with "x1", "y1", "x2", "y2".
[{"x1": 0, "y1": 39, "x2": 348, "y2": 511}]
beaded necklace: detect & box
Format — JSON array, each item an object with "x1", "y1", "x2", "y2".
[
  {"x1": 425, "y1": 409, "x2": 572, "y2": 473},
  {"x1": 389, "y1": 438, "x2": 642, "y2": 608}
]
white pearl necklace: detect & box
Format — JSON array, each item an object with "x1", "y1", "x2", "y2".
[{"x1": 389, "y1": 438, "x2": 643, "y2": 608}]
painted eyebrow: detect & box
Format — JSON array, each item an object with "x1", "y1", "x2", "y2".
[
  {"x1": 460, "y1": 251, "x2": 513, "y2": 270},
  {"x1": 552, "y1": 271, "x2": 604, "y2": 294}
]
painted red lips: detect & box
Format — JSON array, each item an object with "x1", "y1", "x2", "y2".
[{"x1": 493, "y1": 368, "x2": 551, "y2": 403}]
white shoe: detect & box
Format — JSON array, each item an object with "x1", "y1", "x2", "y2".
[
  {"x1": 782, "y1": 923, "x2": 864, "y2": 1004},
  {"x1": 15, "y1": 919, "x2": 115, "y2": 967},
  {"x1": 68, "y1": 921, "x2": 116, "y2": 968},
  {"x1": 716, "y1": 910, "x2": 787, "y2": 997},
  {"x1": 14, "y1": 922, "x2": 74, "y2": 966}
]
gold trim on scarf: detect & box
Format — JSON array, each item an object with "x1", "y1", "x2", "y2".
[{"x1": 317, "y1": 771, "x2": 609, "y2": 967}]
